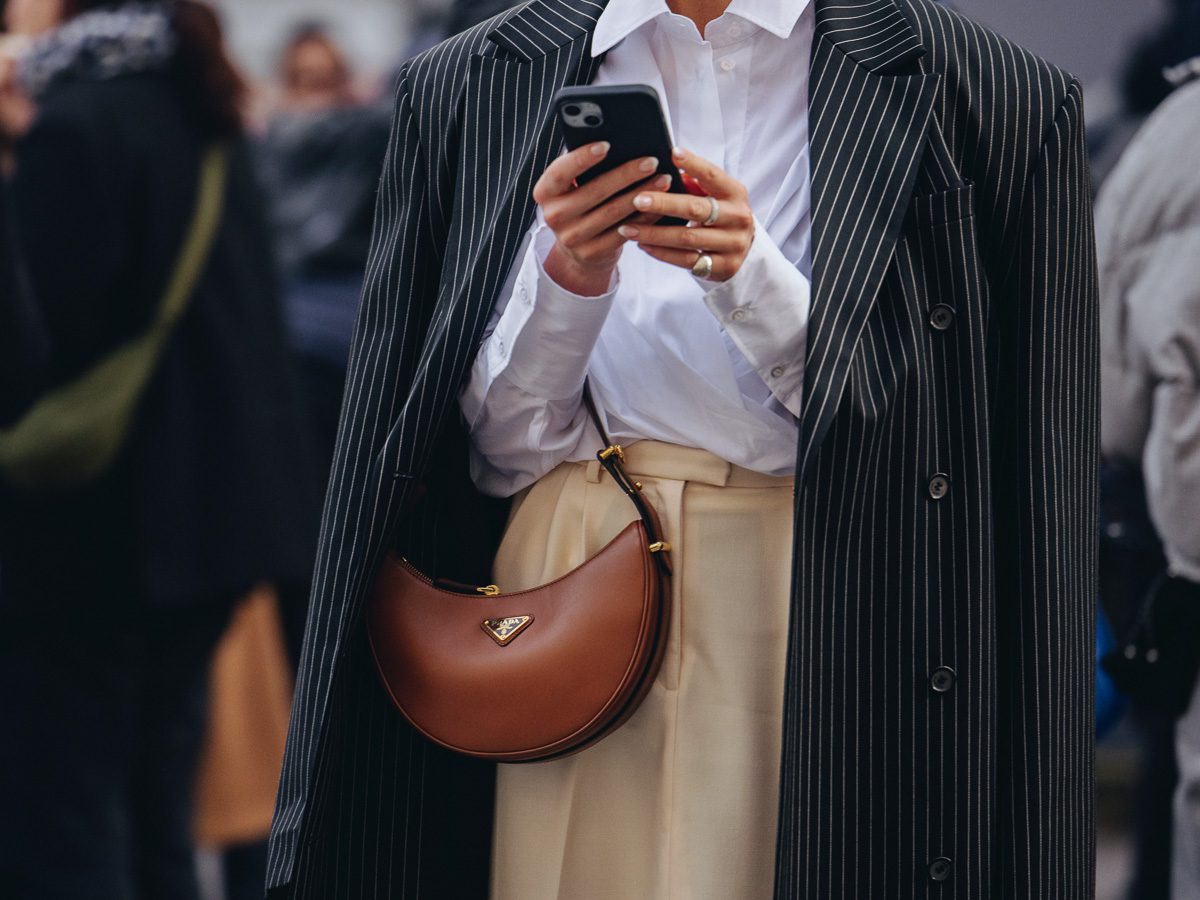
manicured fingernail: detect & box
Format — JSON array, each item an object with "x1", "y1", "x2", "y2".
[
  {"x1": 672, "y1": 147, "x2": 686, "y2": 160},
  {"x1": 618, "y1": 225, "x2": 640, "y2": 238},
  {"x1": 591, "y1": 141, "x2": 610, "y2": 156},
  {"x1": 654, "y1": 174, "x2": 672, "y2": 189},
  {"x1": 639, "y1": 156, "x2": 658, "y2": 173},
  {"x1": 634, "y1": 194, "x2": 652, "y2": 209}
]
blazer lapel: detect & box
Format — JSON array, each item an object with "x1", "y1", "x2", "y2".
[
  {"x1": 798, "y1": 0, "x2": 940, "y2": 482},
  {"x1": 488, "y1": 0, "x2": 609, "y2": 61}
]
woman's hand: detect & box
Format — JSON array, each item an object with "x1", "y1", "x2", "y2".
[
  {"x1": 617, "y1": 148, "x2": 754, "y2": 283},
  {"x1": 534, "y1": 141, "x2": 670, "y2": 297}
]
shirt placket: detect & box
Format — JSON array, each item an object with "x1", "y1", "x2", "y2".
[
  {"x1": 711, "y1": 33, "x2": 752, "y2": 179},
  {"x1": 664, "y1": 21, "x2": 724, "y2": 171}
]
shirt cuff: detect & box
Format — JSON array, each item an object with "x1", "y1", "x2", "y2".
[
  {"x1": 488, "y1": 224, "x2": 618, "y2": 401},
  {"x1": 701, "y1": 220, "x2": 811, "y2": 417}
]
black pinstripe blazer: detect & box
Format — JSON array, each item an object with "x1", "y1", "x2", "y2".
[{"x1": 269, "y1": 0, "x2": 1099, "y2": 896}]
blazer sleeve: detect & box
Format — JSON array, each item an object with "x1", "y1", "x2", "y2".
[
  {"x1": 270, "y1": 63, "x2": 440, "y2": 876},
  {"x1": 990, "y1": 75, "x2": 1099, "y2": 838}
]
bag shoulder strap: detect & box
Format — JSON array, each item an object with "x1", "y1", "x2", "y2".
[
  {"x1": 582, "y1": 379, "x2": 611, "y2": 448},
  {"x1": 582, "y1": 378, "x2": 672, "y2": 575},
  {"x1": 154, "y1": 143, "x2": 230, "y2": 332}
]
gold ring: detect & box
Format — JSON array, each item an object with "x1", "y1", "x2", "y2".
[{"x1": 692, "y1": 253, "x2": 714, "y2": 279}]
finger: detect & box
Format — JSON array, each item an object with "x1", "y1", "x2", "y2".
[
  {"x1": 582, "y1": 225, "x2": 636, "y2": 258},
  {"x1": 632, "y1": 190, "x2": 754, "y2": 230},
  {"x1": 569, "y1": 156, "x2": 668, "y2": 211},
  {"x1": 671, "y1": 147, "x2": 745, "y2": 201},
  {"x1": 557, "y1": 174, "x2": 671, "y2": 247},
  {"x1": 587, "y1": 175, "x2": 672, "y2": 231},
  {"x1": 555, "y1": 203, "x2": 666, "y2": 270},
  {"x1": 533, "y1": 141, "x2": 611, "y2": 202},
  {"x1": 637, "y1": 245, "x2": 733, "y2": 282},
  {"x1": 616, "y1": 222, "x2": 747, "y2": 255}
]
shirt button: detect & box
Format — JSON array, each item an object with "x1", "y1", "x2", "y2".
[
  {"x1": 770, "y1": 365, "x2": 786, "y2": 380},
  {"x1": 929, "y1": 857, "x2": 953, "y2": 882},
  {"x1": 729, "y1": 24, "x2": 742, "y2": 37},
  {"x1": 930, "y1": 667, "x2": 956, "y2": 694},
  {"x1": 730, "y1": 306, "x2": 748, "y2": 322},
  {"x1": 929, "y1": 304, "x2": 956, "y2": 331},
  {"x1": 720, "y1": 59, "x2": 736, "y2": 72},
  {"x1": 927, "y1": 473, "x2": 951, "y2": 501}
]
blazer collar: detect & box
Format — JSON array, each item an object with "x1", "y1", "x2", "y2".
[
  {"x1": 488, "y1": 0, "x2": 923, "y2": 69},
  {"x1": 591, "y1": 0, "x2": 812, "y2": 57}
]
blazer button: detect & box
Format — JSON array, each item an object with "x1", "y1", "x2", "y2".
[
  {"x1": 931, "y1": 666, "x2": 956, "y2": 694},
  {"x1": 927, "y1": 473, "x2": 951, "y2": 500},
  {"x1": 929, "y1": 857, "x2": 953, "y2": 882},
  {"x1": 929, "y1": 304, "x2": 956, "y2": 331}
]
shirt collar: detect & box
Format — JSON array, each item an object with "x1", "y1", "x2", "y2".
[{"x1": 592, "y1": 0, "x2": 811, "y2": 56}]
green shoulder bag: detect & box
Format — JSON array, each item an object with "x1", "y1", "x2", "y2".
[{"x1": 0, "y1": 144, "x2": 229, "y2": 493}]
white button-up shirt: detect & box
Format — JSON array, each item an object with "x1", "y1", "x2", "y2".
[{"x1": 461, "y1": 0, "x2": 815, "y2": 496}]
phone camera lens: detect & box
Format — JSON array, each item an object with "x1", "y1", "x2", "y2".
[
  {"x1": 564, "y1": 105, "x2": 581, "y2": 117},
  {"x1": 584, "y1": 115, "x2": 602, "y2": 127}
]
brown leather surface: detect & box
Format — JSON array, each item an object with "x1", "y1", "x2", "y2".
[{"x1": 367, "y1": 520, "x2": 670, "y2": 762}]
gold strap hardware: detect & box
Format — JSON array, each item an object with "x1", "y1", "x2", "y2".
[
  {"x1": 476, "y1": 585, "x2": 501, "y2": 597},
  {"x1": 648, "y1": 542, "x2": 672, "y2": 554},
  {"x1": 599, "y1": 444, "x2": 625, "y2": 462}
]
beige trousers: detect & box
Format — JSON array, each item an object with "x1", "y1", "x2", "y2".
[{"x1": 490, "y1": 441, "x2": 794, "y2": 900}]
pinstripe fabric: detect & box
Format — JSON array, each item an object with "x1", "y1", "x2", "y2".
[{"x1": 268, "y1": 0, "x2": 1099, "y2": 896}]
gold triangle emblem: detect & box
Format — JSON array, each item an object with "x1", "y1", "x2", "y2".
[{"x1": 482, "y1": 616, "x2": 533, "y2": 646}]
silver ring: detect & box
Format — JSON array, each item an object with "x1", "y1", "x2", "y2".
[
  {"x1": 701, "y1": 196, "x2": 720, "y2": 227},
  {"x1": 691, "y1": 253, "x2": 714, "y2": 279}
]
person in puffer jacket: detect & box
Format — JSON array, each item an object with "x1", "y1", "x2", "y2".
[{"x1": 1097, "y1": 67, "x2": 1200, "y2": 900}]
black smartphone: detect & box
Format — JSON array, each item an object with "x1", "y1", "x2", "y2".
[{"x1": 554, "y1": 84, "x2": 688, "y2": 226}]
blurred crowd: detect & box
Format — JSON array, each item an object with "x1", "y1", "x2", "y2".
[
  {"x1": 0, "y1": 1, "x2": 506, "y2": 899},
  {"x1": 0, "y1": 0, "x2": 1198, "y2": 899}
]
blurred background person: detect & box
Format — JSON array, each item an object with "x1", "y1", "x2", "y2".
[
  {"x1": 1097, "y1": 62, "x2": 1200, "y2": 900},
  {"x1": 1093, "y1": 8, "x2": 1200, "y2": 897},
  {"x1": 0, "y1": 2, "x2": 318, "y2": 899},
  {"x1": 1088, "y1": 0, "x2": 1200, "y2": 188},
  {"x1": 255, "y1": 22, "x2": 389, "y2": 490}
]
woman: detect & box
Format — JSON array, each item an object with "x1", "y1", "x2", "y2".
[
  {"x1": 270, "y1": 0, "x2": 1099, "y2": 896},
  {"x1": 0, "y1": 2, "x2": 318, "y2": 897}
]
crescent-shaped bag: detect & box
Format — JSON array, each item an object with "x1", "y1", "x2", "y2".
[{"x1": 367, "y1": 387, "x2": 673, "y2": 762}]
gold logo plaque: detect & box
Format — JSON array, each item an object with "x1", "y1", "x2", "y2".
[{"x1": 482, "y1": 616, "x2": 533, "y2": 646}]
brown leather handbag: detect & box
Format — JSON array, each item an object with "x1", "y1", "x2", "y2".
[{"x1": 366, "y1": 390, "x2": 673, "y2": 763}]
